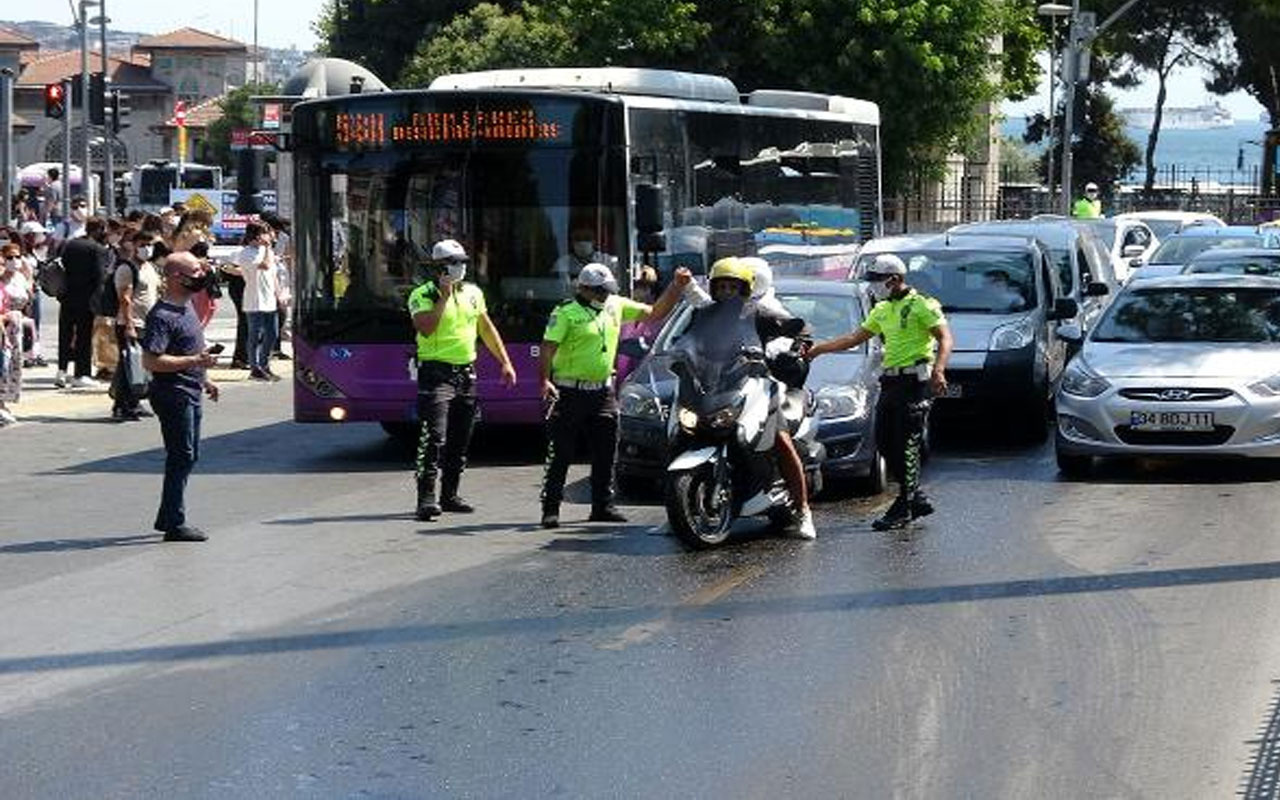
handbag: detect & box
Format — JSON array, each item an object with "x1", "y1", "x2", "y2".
[{"x1": 121, "y1": 341, "x2": 151, "y2": 400}]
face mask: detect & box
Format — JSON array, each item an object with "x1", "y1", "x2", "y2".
[
  {"x1": 71, "y1": 207, "x2": 87, "y2": 221},
  {"x1": 179, "y1": 272, "x2": 213, "y2": 292},
  {"x1": 573, "y1": 240, "x2": 594, "y2": 259},
  {"x1": 137, "y1": 246, "x2": 153, "y2": 262},
  {"x1": 867, "y1": 279, "x2": 893, "y2": 302},
  {"x1": 443, "y1": 262, "x2": 466, "y2": 283}
]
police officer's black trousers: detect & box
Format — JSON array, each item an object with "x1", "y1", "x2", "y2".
[
  {"x1": 875, "y1": 375, "x2": 931, "y2": 500},
  {"x1": 415, "y1": 361, "x2": 477, "y2": 502},
  {"x1": 541, "y1": 387, "x2": 618, "y2": 513}
]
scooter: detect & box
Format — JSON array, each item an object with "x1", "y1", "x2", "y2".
[{"x1": 663, "y1": 325, "x2": 825, "y2": 549}]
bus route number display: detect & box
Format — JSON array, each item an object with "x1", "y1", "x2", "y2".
[{"x1": 332, "y1": 108, "x2": 564, "y2": 148}]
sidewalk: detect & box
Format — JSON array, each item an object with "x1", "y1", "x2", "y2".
[{"x1": 7, "y1": 297, "x2": 288, "y2": 424}]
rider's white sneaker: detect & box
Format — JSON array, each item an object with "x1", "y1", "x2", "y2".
[{"x1": 787, "y1": 507, "x2": 817, "y2": 540}]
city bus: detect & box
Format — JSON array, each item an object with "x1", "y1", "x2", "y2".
[{"x1": 287, "y1": 67, "x2": 882, "y2": 434}]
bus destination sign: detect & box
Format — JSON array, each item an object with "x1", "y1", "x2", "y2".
[{"x1": 332, "y1": 108, "x2": 564, "y2": 148}]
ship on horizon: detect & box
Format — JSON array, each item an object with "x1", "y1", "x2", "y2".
[{"x1": 1120, "y1": 100, "x2": 1233, "y2": 130}]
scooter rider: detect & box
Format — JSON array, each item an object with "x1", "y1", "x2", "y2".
[
  {"x1": 539, "y1": 263, "x2": 689, "y2": 529},
  {"x1": 408, "y1": 239, "x2": 517, "y2": 521},
  {"x1": 692, "y1": 257, "x2": 816, "y2": 540},
  {"x1": 806, "y1": 254, "x2": 953, "y2": 530}
]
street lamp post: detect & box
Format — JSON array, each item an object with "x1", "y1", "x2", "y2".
[
  {"x1": 92, "y1": 9, "x2": 113, "y2": 217},
  {"x1": 77, "y1": 0, "x2": 99, "y2": 214},
  {"x1": 1038, "y1": 4, "x2": 1072, "y2": 212}
]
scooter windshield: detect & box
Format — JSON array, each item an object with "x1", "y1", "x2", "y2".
[{"x1": 670, "y1": 300, "x2": 766, "y2": 400}]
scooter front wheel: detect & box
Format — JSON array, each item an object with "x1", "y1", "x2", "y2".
[{"x1": 666, "y1": 466, "x2": 734, "y2": 549}]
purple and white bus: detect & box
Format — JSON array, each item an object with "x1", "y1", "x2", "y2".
[{"x1": 288, "y1": 68, "x2": 882, "y2": 435}]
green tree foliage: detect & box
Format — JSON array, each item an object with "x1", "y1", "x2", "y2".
[
  {"x1": 201, "y1": 83, "x2": 280, "y2": 171},
  {"x1": 1024, "y1": 81, "x2": 1141, "y2": 200},
  {"x1": 1208, "y1": 1, "x2": 1280, "y2": 123},
  {"x1": 1100, "y1": 0, "x2": 1232, "y2": 192}
]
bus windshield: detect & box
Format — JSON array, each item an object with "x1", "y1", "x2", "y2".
[{"x1": 294, "y1": 99, "x2": 626, "y2": 344}]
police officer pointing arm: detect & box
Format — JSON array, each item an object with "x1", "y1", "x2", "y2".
[
  {"x1": 409, "y1": 239, "x2": 517, "y2": 522},
  {"x1": 806, "y1": 254, "x2": 953, "y2": 530},
  {"x1": 538, "y1": 264, "x2": 690, "y2": 529}
]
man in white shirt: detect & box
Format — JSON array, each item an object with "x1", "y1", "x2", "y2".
[{"x1": 229, "y1": 222, "x2": 279, "y2": 381}]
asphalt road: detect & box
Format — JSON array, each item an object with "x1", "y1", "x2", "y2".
[{"x1": 4, "y1": 380, "x2": 1280, "y2": 798}]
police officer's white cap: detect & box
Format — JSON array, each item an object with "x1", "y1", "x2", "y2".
[
  {"x1": 1085, "y1": 181, "x2": 1099, "y2": 191},
  {"x1": 867, "y1": 254, "x2": 907, "y2": 277},
  {"x1": 431, "y1": 239, "x2": 468, "y2": 262},
  {"x1": 576, "y1": 263, "x2": 618, "y2": 293}
]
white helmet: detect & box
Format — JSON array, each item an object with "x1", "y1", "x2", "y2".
[
  {"x1": 576, "y1": 262, "x2": 619, "y2": 294},
  {"x1": 866, "y1": 253, "x2": 907, "y2": 278},
  {"x1": 431, "y1": 238, "x2": 468, "y2": 262},
  {"x1": 740, "y1": 256, "x2": 772, "y2": 300}
]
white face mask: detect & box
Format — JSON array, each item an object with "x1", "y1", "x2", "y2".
[
  {"x1": 4, "y1": 258, "x2": 17, "y2": 271},
  {"x1": 443, "y1": 262, "x2": 466, "y2": 283},
  {"x1": 573, "y1": 240, "x2": 594, "y2": 259},
  {"x1": 137, "y1": 246, "x2": 153, "y2": 262},
  {"x1": 867, "y1": 279, "x2": 893, "y2": 302},
  {"x1": 71, "y1": 207, "x2": 88, "y2": 221}
]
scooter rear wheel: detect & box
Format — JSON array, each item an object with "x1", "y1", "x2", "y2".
[{"x1": 666, "y1": 467, "x2": 734, "y2": 549}]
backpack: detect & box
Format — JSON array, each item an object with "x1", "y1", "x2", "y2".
[
  {"x1": 92, "y1": 261, "x2": 136, "y2": 318},
  {"x1": 36, "y1": 257, "x2": 66, "y2": 300}
]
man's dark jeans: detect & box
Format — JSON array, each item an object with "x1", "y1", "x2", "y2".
[
  {"x1": 151, "y1": 389, "x2": 202, "y2": 531},
  {"x1": 57, "y1": 303, "x2": 93, "y2": 377},
  {"x1": 415, "y1": 362, "x2": 477, "y2": 500}
]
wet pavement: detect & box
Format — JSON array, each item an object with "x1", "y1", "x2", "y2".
[{"x1": 4, "y1": 382, "x2": 1280, "y2": 797}]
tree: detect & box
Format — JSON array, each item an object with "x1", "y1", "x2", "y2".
[
  {"x1": 1208, "y1": 2, "x2": 1280, "y2": 124},
  {"x1": 202, "y1": 83, "x2": 279, "y2": 171},
  {"x1": 1024, "y1": 82, "x2": 1141, "y2": 200},
  {"x1": 1101, "y1": 0, "x2": 1232, "y2": 192}
]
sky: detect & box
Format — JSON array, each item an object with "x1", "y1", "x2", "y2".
[{"x1": 8, "y1": 0, "x2": 330, "y2": 51}]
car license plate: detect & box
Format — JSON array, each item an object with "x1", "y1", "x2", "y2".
[{"x1": 1129, "y1": 410, "x2": 1214, "y2": 432}]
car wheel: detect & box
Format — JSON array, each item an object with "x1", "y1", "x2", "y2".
[{"x1": 854, "y1": 450, "x2": 889, "y2": 496}]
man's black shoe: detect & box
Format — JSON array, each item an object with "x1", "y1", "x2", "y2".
[
  {"x1": 416, "y1": 503, "x2": 441, "y2": 521},
  {"x1": 440, "y1": 496, "x2": 474, "y2": 513},
  {"x1": 541, "y1": 510, "x2": 560, "y2": 529},
  {"x1": 588, "y1": 507, "x2": 628, "y2": 523},
  {"x1": 910, "y1": 492, "x2": 935, "y2": 520},
  {"x1": 871, "y1": 496, "x2": 912, "y2": 531},
  {"x1": 161, "y1": 525, "x2": 208, "y2": 542}
]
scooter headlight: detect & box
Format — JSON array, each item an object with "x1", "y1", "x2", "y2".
[{"x1": 677, "y1": 407, "x2": 699, "y2": 431}]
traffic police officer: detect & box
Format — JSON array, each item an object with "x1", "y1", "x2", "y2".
[
  {"x1": 408, "y1": 239, "x2": 517, "y2": 521},
  {"x1": 806, "y1": 254, "x2": 953, "y2": 530},
  {"x1": 539, "y1": 263, "x2": 689, "y2": 529}
]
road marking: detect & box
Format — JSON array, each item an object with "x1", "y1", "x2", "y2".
[{"x1": 598, "y1": 564, "x2": 766, "y2": 651}]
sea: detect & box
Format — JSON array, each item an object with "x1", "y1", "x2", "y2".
[{"x1": 1000, "y1": 118, "x2": 1271, "y2": 184}]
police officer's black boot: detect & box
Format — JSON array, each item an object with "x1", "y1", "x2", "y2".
[
  {"x1": 541, "y1": 505, "x2": 560, "y2": 529},
  {"x1": 416, "y1": 481, "x2": 441, "y2": 522},
  {"x1": 439, "y1": 476, "x2": 474, "y2": 514},
  {"x1": 910, "y1": 491, "x2": 934, "y2": 520},
  {"x1": 872, "y1": 493, "x2": 912, "y2": 531}
]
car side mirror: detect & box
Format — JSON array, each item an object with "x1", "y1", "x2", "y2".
[
  {"x1": 1055, "y1": 322, "x2": 1084, "y2": 343},
  {"x1": 618, "y1": 337, "x2": 650, "y2": 360},
  {"x1": 1052, "y1": 297, "x2": 1079, "y2": 321},
  {"x1": 1085, "y1": 281, "x2": 1110, "y2": 297},
  {"x1": 1129, "y1": 257, "x2": 1145, "y2": 270},
  {"x1": 1122, "y1": 244, "x2": 1145, "y2": 258}
]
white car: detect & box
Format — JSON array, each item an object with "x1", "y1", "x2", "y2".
[
  {"x1": 1113, "y1": 210, "x2": 1224, "y2": 243},
  {"x1": 1074, "y1": 217, "x2": 1159, "y2": 282},
  {"x1": 1055, "y1": 274, "x2": 1280, "y2": 475}
]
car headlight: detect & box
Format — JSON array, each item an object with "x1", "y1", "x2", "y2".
[
  {"x1": 1060, "y1": 359, "x2": 1111, "y2": 398},
  {"x1": 989, "y1": 316, "x2": 1036, "y2": 351},
  {"x1": 677, "y1": 407, "x2": 699, "y2": 430},
  {"x1": 814, "y1": 385, "x2": 870, "y2": 420},
  {"x1": 1248, "y1": 373, "x2": 1280, "y2": 396},
  {"x1": 619, "y1": 385, "x2": 664, "y2": 419}
]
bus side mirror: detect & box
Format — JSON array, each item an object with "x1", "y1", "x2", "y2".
[{"x1": 636, "y1": 184, "x2": 666, "y2": 253}]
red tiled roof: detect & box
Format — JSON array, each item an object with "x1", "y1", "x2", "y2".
[
  {"x1": 134, "y1": 28, "x2": 246, "y2": 52},
  {"x1": 16, "y1": 50, "x2": 169, "y2": 91},
  {"x1": 0, "y1": 27, "x2": 39, "y2": 50},
  {"x1": 158, "y1": 95, "x2": 225, "y2": 130}
]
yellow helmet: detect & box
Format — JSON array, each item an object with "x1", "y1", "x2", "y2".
[{"x1": 709, "y1": 257, "x2": 756, "y2": 292}]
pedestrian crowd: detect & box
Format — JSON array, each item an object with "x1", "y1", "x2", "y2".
[{"x1": 0, "y1": 175, "x2": 293, "y2": 427}]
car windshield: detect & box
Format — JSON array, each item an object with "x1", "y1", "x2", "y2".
[
  {"x1": 1142, "y1": 219, "x2": 1182, "y2": 240},
  {"x1": 1091, "y1": 287, "x2": 1280, "y2": 343},
  {"x1": 1148, "y1": 236, "x2": 1265, "y2": 265},
  {"x1": 891, "y1": 250, "x2": 1037, "y2": 313},
  {"x1": 1185, "y1": 254, "x2": 1280, "y2": 276},
  {"x1": 655, "y1": 290, "x2": 860, "y2": 353}
]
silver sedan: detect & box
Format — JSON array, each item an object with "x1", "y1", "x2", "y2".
[{"x1": 1055, "y1": 274, "x2": 1280, "y2": 475}]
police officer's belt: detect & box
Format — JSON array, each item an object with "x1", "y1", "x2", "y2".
[
  {"x1": 555, "y1": 379, "x2": 609, "y2": 391},
  {"x1": 419, "y1": 360, "x2": 473, "y2": 373},
  {"x1": 882, "y1": 362, "x2": 930, "y2": 378}
]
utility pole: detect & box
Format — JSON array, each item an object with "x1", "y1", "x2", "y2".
[
  {"x1": 78, "y1": 0, "x2": 92, "y2": 214},
  {"x1": 61, "y1": 78, "x2": 72, "y2": 223},
  {"x1": 1, "y1": 68, "x2": 13, "y2": 226},
  {"x1": 1060, "y1": 0, "x2": 1081, "y2": 216},
  {"x1": 97, "y1": 3, "x2": 113, "y2": 217}
]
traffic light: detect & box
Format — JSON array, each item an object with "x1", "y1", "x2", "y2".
[
  {"x1": 44, "y1": 83, "x2": 66, "y2": 119},
  {"x1": 107, "y1": 90, "x2": 131, "y2": 133},
  {"x1": 89, "y1": 72, "x2": 106, "y2": 126}
]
